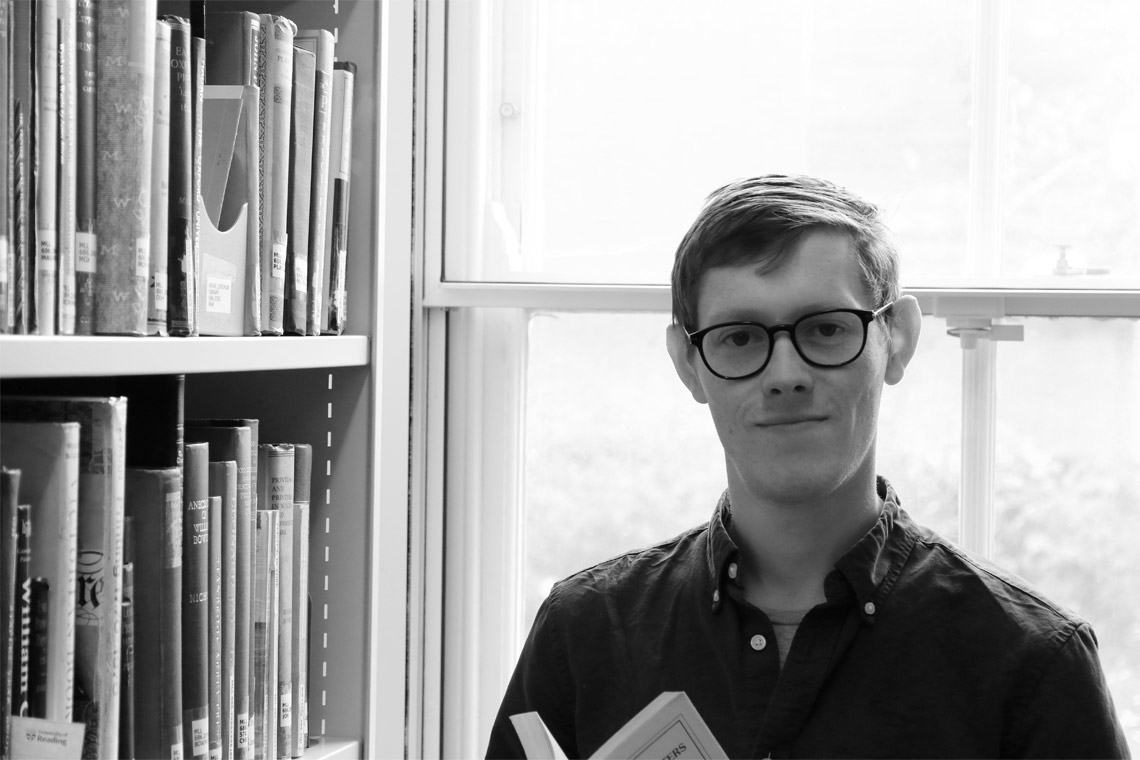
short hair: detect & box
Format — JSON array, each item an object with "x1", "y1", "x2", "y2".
[{"x1": 670, "y1": 175, "x2": 901, "y2": 331}]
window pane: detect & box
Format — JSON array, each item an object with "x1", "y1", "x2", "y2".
[
  {"x1": 992, "y1": 318, "x2": 1140, "y2": 752},
  {"x1": 522, "y1": 313, "x2": 962, "y2": 632}
]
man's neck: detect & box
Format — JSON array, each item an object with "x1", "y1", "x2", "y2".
[{"x1": 726, "y1": 475, "x2": 883, "y2": 612}]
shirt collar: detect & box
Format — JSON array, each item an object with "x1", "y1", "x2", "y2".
[{"x1": 704, "y1": 477, "x2": 919, "y2": 616}]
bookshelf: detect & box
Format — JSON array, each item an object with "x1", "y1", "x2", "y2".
[{"x1": 1, "y1": 0, "x2": 412, "y2": 758}]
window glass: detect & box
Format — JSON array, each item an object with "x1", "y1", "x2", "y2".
[
  {"x1": 992, "y1": 318, "x2": 1140, "y2": 752},
  {"x1": 522, "y1": 312, "x2": 961, "y2": 632}
]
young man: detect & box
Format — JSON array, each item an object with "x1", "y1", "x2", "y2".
[{"x1": 486, "y1": 175, "x2": 1129, "y2": 758}]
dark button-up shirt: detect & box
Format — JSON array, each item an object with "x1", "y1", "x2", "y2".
[{"x1": 486, "y1": 479, "x2": 1130, "y2": 759}]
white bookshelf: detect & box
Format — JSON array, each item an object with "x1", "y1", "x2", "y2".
[{"x1": 2, "y1": 0, "x2": 412, "y2": 757}]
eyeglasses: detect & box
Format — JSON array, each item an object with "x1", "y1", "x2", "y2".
[{"x1": 686, "y1": 302, "x2": 895, "y2": 380}]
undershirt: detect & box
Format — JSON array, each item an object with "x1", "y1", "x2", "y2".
[{"x1": 763, "y1": 607, "x2": 810, "y2": 667}]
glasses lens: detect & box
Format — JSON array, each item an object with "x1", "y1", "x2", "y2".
[
  {"x1": 794, "y1": 311, "x2": 866, "y2": 365},
  {"x1": 701, "y1": 324, "x2": 770, "y2": 377}
]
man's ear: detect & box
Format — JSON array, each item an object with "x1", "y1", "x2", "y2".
[
  {"x1": 884, "y1": 295, "x2": 921, "y2": 386},
  {"x1": 666, "y1": 323, "x2": 709, "y2": 404}
]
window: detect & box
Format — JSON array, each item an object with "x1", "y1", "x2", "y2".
[{"x1": 413, "y1": 2, "x2": 1140, "y2": 757}]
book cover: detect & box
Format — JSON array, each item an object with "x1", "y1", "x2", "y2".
[
  {"x1": 1, "y1": 467, "x2": 19, "y2": 758},
  {"x1": 257, "y1": 15, "x2": 296, "y2": 337},
  {"x1": 125, "y1": 466, "x2": 184, "y2": 760},
  {"x1": 0, "y1": 395, "x2": 128, "y2": 760},
  {"x1": 258, "y1": 443, "x2": 294, "y2": 756},
  {"x1": 56, "y1": 0, "x2": 78, "y2": 336},
  {"x1": 293, "y1": 28, "x2": 333, "y2": 337},
  {"x1": 150, "y1": 19, "x2": 173, "y2": 337},
  {"x1": 204, "y1": 10, "x2": 262, "y2": 337},
  {"x1": 9, "y1": 502, "x2": 31, "y2": 724},
  {"x1": 0, "y1": 0, "x2": 10, "y2": 334},
  {"x1": 512, "y1": 692, "x2": 727, "y2": 760},
  {"x1": 11, "y1": 0, "x2": 33, "y2": 334},
  {"x1": 28, "y1": 578, "x2": 50, "y2": 718},
  {"x1": 185, "y1": 421, "x2": 253, "y2": 760},
  {"x1": 208, "y1": 460, "x2": 238, "y2": 760},
  {"x1": 321, "y1": 62, "x2": 356, "y2": 335},
  {"x1": 252, "y1": 510, "x2": 279, "y2": 760},
  {"x1": 74, "y1": 0, "x2": 97, "y2": 335},
  {"x1": 183, "y1": 441, "x2": 212, "y2": 760},
  {"x1": 191, "y1": 34, "x2": 206, "y2": 336},
  {"x1": 208, "y1": 493, "x2": 223, "y2": 760},
  {"x1": 34, "y1": 0, "x2": 59, "y2": 335},
  {"x1": 166, "y1": 15, "x2": 195, "y2": 338},
  {"x1": 288, "y1": 444, "x2": 311, "y2": 758},
  {"x1": 94, "y1": 0, "x2": 157, "y2": 336},
  {"x1": 119, "y1": 520, "x2": 135, "y2": 760},
  {"x1": 0, "y1": 421, "x2": 80, "y2": 722},
  {"x1": 284, "y1": 46, "x2": 315, "y2": 336}
]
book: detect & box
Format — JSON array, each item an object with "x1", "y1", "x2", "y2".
[
  {"x1": 284, "y1": 45, "x2": 315, "y2": 336},
  {"x1": 150, "y1": 19, "x2": 173, "y2": 337},
  {"x1": 0, "y1": 421, "x2": 80, "y2": 722},
  {"x1": 166, "y1": 15, "x2": 196, "y2": 338},
  {"x1": 183, "y1": 441, "x2": 212, "y2": 760},
  {"x1": 94, "y1": 0, "x2": 157, "y2": 336},
  {"x1": 74, "y1": 0, "x2": 98, "y2": 335},
  {"x1": 191, "y1": 34, "x2": 206, "y2": 336},
  {"x1": 320, "y1": 62, "x2": 356, "y2": 335},
  {"x1": 292, "y1": 28, "x2": 333, "y2": 337},
  {"x1": 125, "y1": 466, "x2": 184, "y2": 760},
  {"x1": 288, "y1": 444, "x2": 311, "y2": 757},
  {"x1": 27, "y1": 578, "x2": 50, "y2": 718},
  {"x1": 252, "y1": 510, "x2": 279, "y2": 760},
  {"x1": 257, "y1": 15, "x2": 297, "y2": 337},
  {"x1": 204, "y1": 10, "x2": 262, "y2": 337},
  {"x1": 510, "y1": 692, "x2": 726, "y2": 760},
  {"x1": 0, "y1": 0, "x2": 9, "y2": 335},
  {"x1": 9, "y1": 502, "x2": 31, "y2": 724},
  {"x1": 119, "y1": 519, "x2": 135, "y2": 760},
  {"x1": 0, "y1": 395, "x2": 128, "y2": 760},
  {"x1": 34, "y1": 0, "x2": 59, "y2": 335},
  {"x1": 208, "y1": 460, "x2": 238, "y2": 760},
  {"x1": 1, "y1": 467, "x2": 19, "y2": 758},
  {"x1": 57, "y1": 0, "x2": 78, "y2": 336},
  {"x1": 258, "y1": 443, "x2": 294, "y2": 756},
  {"x1": 11, "y1": 0, "x2": 33, "y2": 334},
  {"x1": 208, "y1": 493, "x2": 223, "y2": 760},
  {"x1": 185, "y1": 421, "x2": 253, "y2": 760}
]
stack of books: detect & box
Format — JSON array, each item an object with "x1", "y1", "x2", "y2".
[
  {"x1": 0, "y1": 1, "x2": 357, "y2": 339},
  {"x1": 1, "y1": 376, "x2": 315, "y2": 760}
]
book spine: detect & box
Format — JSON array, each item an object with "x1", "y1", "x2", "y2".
[
  {"x1": 323, "y1": 63, "x2": 355, "y2": 335},
  {"x1": 191, "y1": 35, "x2": 205, "y2": 337},
  {"x1": 208, "y1": 494, "x2": 223, "y2": 760},
  {"x1": 94, "y1": 0, "x2": 157, "y2": 336},
  {"x1": 74, "y1": 0, "x2": 96, "y2": 334},
  {"x1": 120, "y1": 373, "x2": 186, "y2": 470},
  {"x1": 34, "y1": 0, "x2": 59, "y2": 335},
  {"x1": 296, "y1": 30, "x2": 333, "y2": 337},
  {"x1": 257, "y1": 16, "x2": 295, "y2": 337},
  {"x1": 12, "y1": 0, "x2": 32, "y2": 334},
  {"x1": 252, "y1": 510, "x2": 279, "y2": 760},
  {"x1": 56, "y1": 0, "x2": 77, "y2": 335},
  {"x1": 28, "y1": 578, "x2": 49, "y2": 719},
  {"x1": 150, "y1": 20, "x2": 172, "y2": 336},
  {"x1": 284, "y1": 47, "x2": 314, "y2": 336},
  {"x1": 256, "y1": 443, "x2": 294, "y2": 758},
  {"x1": 208, "y1": 460, "x2": 238, "y2": 760},
  {"x1": 183, "y1": 441, "x2": 211, "y2": 760},
  {"x1": 119, "y1": 553, "x2": 134, "y2": 760},
  {"x1": 0, "y1": 0, "x2": 9, "y2": 335},
  {"x1": 289, "y1": 444, "x2": 311, "y2": 758},
  {"x1": 166, "y1": 15, "x2": 194, "y2": 337},
  {"x1": 10, "y1": 502, "x2": 31, "y2": 721},
  {"x1": 0, "y1": 468, "x2": 20, "y2": 759},
  {"x1": 125, "y1": 466, "x2": 184, "y2": 760}
]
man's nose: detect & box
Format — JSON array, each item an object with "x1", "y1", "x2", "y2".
[{"x1": 761, "y1": 332, "x2": 814, "y2": 395}]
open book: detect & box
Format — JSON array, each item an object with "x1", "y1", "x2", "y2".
[{"x1": 509, "y1": 691, "x2": 727, "y2": 760}]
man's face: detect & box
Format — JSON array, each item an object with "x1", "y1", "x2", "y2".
[{"x1": 671, "y1": 229, "x2": 905, "y2": 505}]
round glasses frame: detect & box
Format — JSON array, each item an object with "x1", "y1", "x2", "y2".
[{"x1": 686, "y1": 301, "x2": 896, "y2": 380}]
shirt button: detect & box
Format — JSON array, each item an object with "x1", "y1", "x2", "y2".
[
  {"x1": 864, "y1": 601, "x2": 876, "y2": 615},
  {"x1": 728, "y1": 563, "x2": 738, "y2": 579},
  {"x1": 712, "y1": 589, "x2": 720, "y2": 603},
  {"x1": 750, "y1": 634, "x2": 767, "y2": 651}
]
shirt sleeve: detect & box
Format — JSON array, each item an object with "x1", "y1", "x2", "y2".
[
  {"x1": 1008, "y1": 622, "x2": 1131, "y2": 759},
  {"x1": 485, "y1": 590, "x2": 580, "y2": 760}
]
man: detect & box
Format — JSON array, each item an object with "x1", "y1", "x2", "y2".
[{"x1": 486, "y1": 175, "x2": 1129, "y2": 758}]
